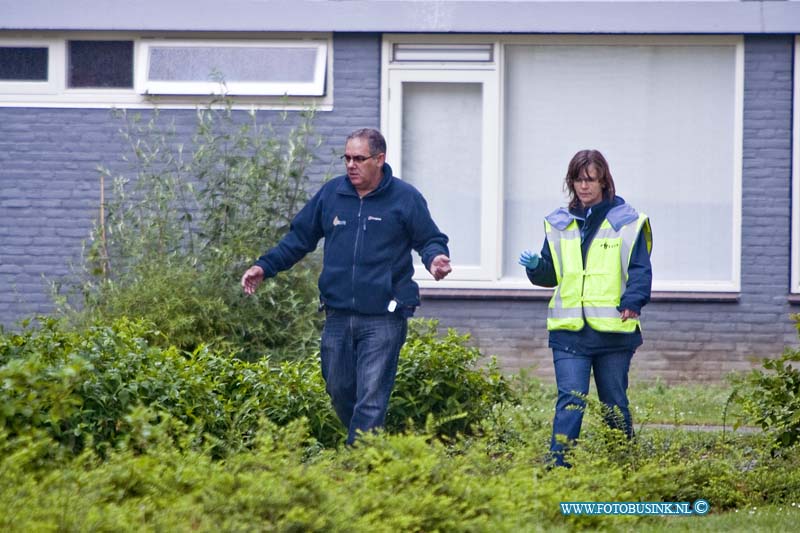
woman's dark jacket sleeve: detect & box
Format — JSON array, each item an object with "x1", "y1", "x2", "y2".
[
  {"x1": 525, "y1": 230, "x2": 652, "y2": 313},
  {"x1": 618, "y1": 230, "x2": 652, "y2": 314},
  {"x1": 525, "y1": 238, "x2": 558, "y2": 288}
]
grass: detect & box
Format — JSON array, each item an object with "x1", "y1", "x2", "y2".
[
  {"x1": 511, "y1": 374, "x2": 779, "y2": 531},
  {"x1": 515, "y1": 374, "x2": 746, "y2": 427},
  {"x1": 628, "y1": 378, "x2": 743, "y2": 427},
  {"x1": 551, "y1": 505, "x2": 800, "y2": 533},
  {"x1": 635, "y1": 504, "x2": 800, "y2": 532}
]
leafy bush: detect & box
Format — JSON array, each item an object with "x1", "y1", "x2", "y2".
[
  {"x1": 8, "y1": 315, "x2": 800, "y2": 530},
  {"x1": 730, "y1": 313, "x2": 800, "y2": 450},
  {"x1": 4, "y1": 319, "x2": 800, "y2": 531},
  {"x1": 6, "y1": 407, "x2": 800, "y2": 532},
  {"x1": 0, "y1": 317, "x2": 511, "y2": 456},
  {"x1": 55, "y1": 102, "x2": 324, "y2": 360},
  {"x1": 730, "y1": 346, "x2": 800, "y2": 450},
  {"x1": 388, "y1": 319, "x2": 513, "y2": 438},
  {"x1": 0, "y1": 317, "x2": 339, "y2": 454}
]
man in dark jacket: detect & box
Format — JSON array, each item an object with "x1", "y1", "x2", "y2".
[{"x1": 241, "y1": 128, "x2": 451, "y2": 444}]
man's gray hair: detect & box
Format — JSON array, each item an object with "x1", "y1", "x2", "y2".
[{"x1": 346, "y1": 128, "x2": 387, "y2": 156}]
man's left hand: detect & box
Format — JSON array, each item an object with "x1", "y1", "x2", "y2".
[
  {"x1": 620, "y1": 309, "x2": 639, "y2": 322},
  {"x1": 429, "y1": 255, "x2": 452, "y2": 281}
]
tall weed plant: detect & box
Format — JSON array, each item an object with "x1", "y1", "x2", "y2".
[{"x1": 59, "y1": 101, "x2": 323, "y2": 360}]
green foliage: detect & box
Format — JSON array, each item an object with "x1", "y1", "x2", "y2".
[
  {"x1": 4, "y1": 316, "x2": 800, "y2": 530},
  {"x1": 0, "y1": 317, "x2": 341, "y2": 455},
  {"x1": 730, "y1": 346, "x2": 800, "y2": 450},
  {"x1": 0, "y1": 317, "x2": 509, "y2": 457},
  {"x1": 57, "y1": 102, "x2": 324, "y2": 360},
  {"x1": 4, "y1": 405, "x2": 800, "y2": 531},
  {"x1": 388, "y1": 319, "x2": 513, "y2": 438}
]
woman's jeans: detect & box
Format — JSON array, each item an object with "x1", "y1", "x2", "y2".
[
  {"x1": 550, "y1": 349, "x2": 634, "y2": 466},
  {"x1": 320, "y1": 309, "x2": 408, "y2": 445}
]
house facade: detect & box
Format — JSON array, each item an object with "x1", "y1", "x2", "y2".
[{"x1": 1, "y1": 0, "x2": 799, "y2": 381}]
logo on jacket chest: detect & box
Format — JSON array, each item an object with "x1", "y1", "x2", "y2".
[{"x1": 332, "y1": 213, "x2": 387, "y2": 229}]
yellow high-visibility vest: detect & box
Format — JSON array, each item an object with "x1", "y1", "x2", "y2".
[{"x1": 545, "y1": 204, "x2": 652, "y2": 332}]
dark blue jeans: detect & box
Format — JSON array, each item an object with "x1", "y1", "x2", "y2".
[
  {"x1": 550, "y1": 349, "x2": 634, "y2": 467},
  {"x1": 320, "y1": 309, "x2": 408, "y2": 445}
]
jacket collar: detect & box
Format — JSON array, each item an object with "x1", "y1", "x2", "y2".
[
  {"x1": 336, "y1": 163, "x2": 395, "y2": 197},
  {"x1": 570, "y1": 196, "x2": 621, "y2": 221},
  {"x1": 548, "y1": 196, "x2": 625, "y2": 231}
]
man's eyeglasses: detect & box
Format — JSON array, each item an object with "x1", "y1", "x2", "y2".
[
  {"x1": 341, "y1": 154, "x2": 380, "y2": 164},
  {"x1": 571, "y1": 176, "x2": 600, "y2": 184}
]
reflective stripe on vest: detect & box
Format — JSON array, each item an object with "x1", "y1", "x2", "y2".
[{"x1": 545, "y1": 212, "x2": 649, "y2": 333}]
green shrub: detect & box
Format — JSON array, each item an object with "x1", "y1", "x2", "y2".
[
  {"x1": 14, "y1": 316, "x2": 800, "y2": 530},
  {"x1": 3, "y1": 421, "x2": 798, "y2": 532},
  {"x1": 730, "y1": 320, "x2": 800, "y2": 450},
  {"x1": 4, "y1": 357, "x2": 800, "y2": 531},
  {"x1": 388, "y1": 319, "x2": 513, "y2": 439},
  {"x1": 0, "y1": 317, "x2": 336, "y2": 455},
  {"x1": 55, "y1": 102, "x2": 324, "y2": 361},
  {"x1": 0, "y1": 317, "x2": 512, "y2": 456}
]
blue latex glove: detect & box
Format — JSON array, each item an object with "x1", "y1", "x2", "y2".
[{"x1": 518, "y1": 250, "x2": 541, "y2": 270}]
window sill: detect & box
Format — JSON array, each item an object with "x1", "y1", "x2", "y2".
[
  {"x1": 420, "y1": 288, "x2": 553, "y2": 301},
  {"x1": 650, "y1": 291, "x2": 739, "y2": 302},
  {"x1": 788, "y1": 294, "x2": 800, "y2": 306},
  {"x1": 419, "y1": 288, "x2": 741, "y2": 303}
]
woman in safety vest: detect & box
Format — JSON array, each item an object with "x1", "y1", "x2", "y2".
[{"x1": 519, "y1": 149, "x2": 653, "y2": 468}]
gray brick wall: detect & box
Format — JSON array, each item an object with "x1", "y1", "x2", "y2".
[
  {"x1": 2, "y1": 33, "x2": 798, "y2": 384},
  {"x1": 418, "y1": 35, "x2": 800, "y2": 383},
  {"x1": 0, "y1": 32, "x2": 382, "y2": 328}
]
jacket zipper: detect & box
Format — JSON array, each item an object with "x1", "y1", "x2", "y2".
[
  {"x1": 352, "y1": 198, "x2": 364, "y2": 309},
  {"x1": 580, "y1": 218, "x2": 588, "y2": 320}
]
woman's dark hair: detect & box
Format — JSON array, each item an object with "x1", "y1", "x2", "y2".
[{"x1": 565, "y1": 149, "x2": 616, "y2": 210}]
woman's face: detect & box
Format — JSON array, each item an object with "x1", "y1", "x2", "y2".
[{"x1": 573, "y1": 163, "x2": 604, "y2": 208}]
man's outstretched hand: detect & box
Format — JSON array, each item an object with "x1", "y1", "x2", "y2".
[
  {"x1": 241, "y1": 265, "x2": 265, "y2": 295},
  {"x1": 429, "y1": 255, "x2": 452, "y2": 281}
]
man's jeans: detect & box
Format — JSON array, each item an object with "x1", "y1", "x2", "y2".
[
  {"x1": 550, "y1": 349, "x2": 634, "y2": 467},
  {"x1": 320, "y1": 309, "x2": 408, "y2": 445}
]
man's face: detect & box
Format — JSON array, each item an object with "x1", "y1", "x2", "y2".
[{"x1": 344, "y1": 137, "x2": 385, "y2": 196}]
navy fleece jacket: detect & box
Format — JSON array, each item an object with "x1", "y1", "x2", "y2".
[{"x1": 254, "y1": 163, "x2": 449, "y2": 314}]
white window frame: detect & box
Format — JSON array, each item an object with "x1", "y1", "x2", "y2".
[
  {"x1": 136, "y1": 39, "x2": 328, "y2": 97},
  {"x1": 0, "y1": 32, "x2": 333, "y2": 110},
  {"x1": 385, "y1": 67, "x2": 500, "y2": 282},
  {"x1": 0, "y1": 38, "x2": 62, "y2": 94},
  {"x1": 382, "y1": 37, "x2": 502, "y2": 286},
  {"x1": 792, "y1": 36, "x2": 800, "y2": 294},
  {"x1": 382, "y1": 34, "x2": 744, "y2": 293}
]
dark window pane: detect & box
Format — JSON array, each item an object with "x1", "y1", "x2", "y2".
[
  {"x1": 68, "y1": 40, "x2": 133, "y2": 88},
  {"x1": 0, "y1": 47, "x2": 48, "y2": 81}
]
